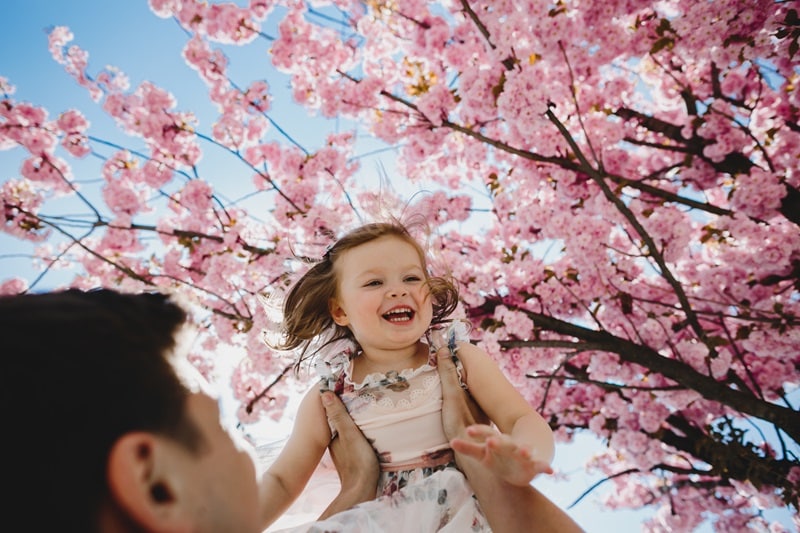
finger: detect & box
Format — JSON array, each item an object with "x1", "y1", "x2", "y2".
[
  {"x1": 436, "y1": 346, "x2": 461, "y2": 388},
  {"x1": 484, "y1": 433, "x2": 514, "y2": 448},
  {"x1": 534, "y1": 460, "x2": 555, "y2": 476},
  {"x1": 321, "y1": 390, "x2": 357, "y2": 439},
  {"x1": 487, "y1": 437, "x2": 529, "y2": 462},
  {"x1": 464, "y1": 424, "x2": 498, "y2": 440},
  {"x1": 450, "y1": 437, "x2": 489, "y2": 459}
]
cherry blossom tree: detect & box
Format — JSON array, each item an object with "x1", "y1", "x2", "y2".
[{"x1": 2, "y1": 1, "x2": 798, "y2": 530}]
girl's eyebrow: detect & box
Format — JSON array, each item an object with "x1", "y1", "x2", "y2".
[{"x1": 353, "y1": 267, "x2": 382, "y2": 278}]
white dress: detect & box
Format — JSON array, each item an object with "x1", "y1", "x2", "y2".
[{"x1": 273, "y1": 322, "x2": 491, "y2": 532}]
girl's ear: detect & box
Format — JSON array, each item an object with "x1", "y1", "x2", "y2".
[
  {"x1": 329, "y1": 298, "x2": 349, "y2": 326},
  {"x1": 106, "y1": 432, "x2": 192, "y2": 531}
]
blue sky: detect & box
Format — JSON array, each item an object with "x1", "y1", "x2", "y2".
[{"x1": 1, "y1": 2, "x2": 795, "y2": 531}]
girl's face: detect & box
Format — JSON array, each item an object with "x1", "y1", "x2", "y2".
[{"x1": 329, "y1": 235, "x2": 433, "y2": 355}]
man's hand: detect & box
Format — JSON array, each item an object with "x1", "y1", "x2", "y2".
[
  {"x1": 437, "y1": 347, "x2": 552, "y2": 484},
  {"x1": 437, "y1": 347, "x2": 584, "y2": 532},
  {"x1": 437, "y1": 346, "x2": 489, "y2": 441},
  {"x1": 317, "y1": 390, "x2": 378, "y2": 519}
]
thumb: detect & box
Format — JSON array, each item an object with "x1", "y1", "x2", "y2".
[
  {"x1": 437, "y1": 346, "x2": 491, "y2": 427},
  {"x1": 436, "y1": 346, "x2": 460, "y2": 388},
  {"x1": 320, "y1": 390, "x2": 355, "y2": 436}
]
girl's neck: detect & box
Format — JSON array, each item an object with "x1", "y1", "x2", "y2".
[{"x1": 352, "y1": 341, "x2": 428, "y2": 380}]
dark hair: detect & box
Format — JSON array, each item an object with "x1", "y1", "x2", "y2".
[
  {"x1": 0, "y1": 289, "x2": 200, "y2": 532},
  {"x1": 272, "y1": 221, "x2": 460, "y2": 370}
]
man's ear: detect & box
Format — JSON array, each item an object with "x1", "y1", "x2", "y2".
[
  {"x1": 107, "y1": 432, "x2": 191, "y2": 531},
  {"x1": 329, "y1": 298, "x2": 349, "y2": 326}
]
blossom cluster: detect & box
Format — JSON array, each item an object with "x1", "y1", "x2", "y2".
[{"x1": 2, "y1": 1, "x2": 798, "y2": 529}]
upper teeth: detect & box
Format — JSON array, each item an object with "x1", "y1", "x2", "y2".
[{"x1": 385, "y1": 308, "x2": 412, "y2": 321}]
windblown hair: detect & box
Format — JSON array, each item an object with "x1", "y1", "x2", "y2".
[{"x1": 273, "y1": 221, "x2": 460, "y2": 370}]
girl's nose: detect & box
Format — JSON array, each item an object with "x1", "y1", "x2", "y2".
[{"x1": 388, "y1": 286, "x2": 407, "y2": 297}]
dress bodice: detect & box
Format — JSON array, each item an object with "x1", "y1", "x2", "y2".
[{"x1": 320, "y1": 321, "x2": 468, "y2": 471}]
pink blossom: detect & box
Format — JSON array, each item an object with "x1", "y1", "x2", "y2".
[
  {"x1": 3, "y1": 3, "x2": 798, "y2": 525},
  {"x1": 47, "y1": 26, "x2": 74, "y2": 63},
  {"x1": 0, "y1": 278, "x2": 28, "y2": 295},
  {"x1": 177, "y1": 179, "x2": 214, "y2": 213},
  {"x1": 415, "y1": 83, "x2": 456, "y2": 127},
  {"x1": 147, "y1": 0, "x2": 180, "y2": 18},
  {"x1": 0, "y1": 76, "x2": 14, "y2": 96}
]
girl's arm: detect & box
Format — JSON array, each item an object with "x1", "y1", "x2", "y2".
[
  {"x1": 259, "y1": 384, "x2": 331, "y2": 528},
  {"x1": 438, "y1": 348, "x2": 584, "y2": 532},
  {"x1": 455, "y1": 342, "x2": 556, "y2": 486},
  {"x1": 317, "y1": 390, "x2": 380, "y2": 519}
]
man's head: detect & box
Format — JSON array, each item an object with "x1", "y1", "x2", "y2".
[{"x1": 1, "y1": 289, "x2": 261, "y2": 532}]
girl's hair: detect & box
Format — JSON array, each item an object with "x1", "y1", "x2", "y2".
[{"x1": 274, "y1": 221, "x2": 459, "y2": 370}]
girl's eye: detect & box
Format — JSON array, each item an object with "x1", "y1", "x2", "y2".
[
  {"x1": 404, "y1": 275, "x2": 422, "y2": 282},
  {"x1": 365, "y1": 280, "x2": 383, "y2": 287}
]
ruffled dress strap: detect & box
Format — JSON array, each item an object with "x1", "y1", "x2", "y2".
[
  {"x1": 315, "y1": 341, "x2": 355, "y2": 393},
  {"x1": 425, "y1": 319, "x2": 470, "y2": 389},
  {"x1": 314, "y1": 342, "x2": 357, "y2": 439}
]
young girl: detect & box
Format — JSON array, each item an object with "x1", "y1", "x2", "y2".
[{"x1": 260, "y1": 221, "x2": 555, "y2": 531}]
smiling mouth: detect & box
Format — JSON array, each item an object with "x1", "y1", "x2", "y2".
[{"x1": 383, "y1": 307, "x2": 415, "y2": 322}]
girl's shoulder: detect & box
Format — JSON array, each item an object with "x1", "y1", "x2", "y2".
[
  {"x1": 426, "y1": 318, "x2": 472, "y2": 356},
  {"x1": 426, "y1": 319, "x2": 473, "y2": 389},
  {"x1": 314, "y1": 340, "x2": 357, "y2": 392}
]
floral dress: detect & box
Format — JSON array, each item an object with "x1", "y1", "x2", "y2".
[{"x1": 275, "y1": 321, "x2": 491, "y2": 532}]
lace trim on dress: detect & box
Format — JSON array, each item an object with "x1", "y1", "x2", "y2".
[
  {"x1": 345, "y1": 361, "x2": 436, "y2": 390},
  {"x1": 345, "y1": 372, "x2": 440, "y2": 409},
  {"x1": 315, "y1": 319, "x2": 472, "y2": 402}
]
